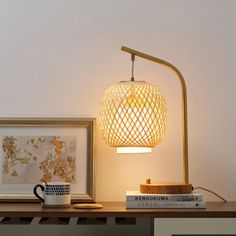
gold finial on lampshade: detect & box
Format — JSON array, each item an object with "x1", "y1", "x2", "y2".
[{"x1": 99, "y1": 80, "x2": 167, "y2": 153}]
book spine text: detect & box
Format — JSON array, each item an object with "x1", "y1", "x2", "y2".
[{"x1": 126, "y1": 201, "x2": 206, "y2": 209}]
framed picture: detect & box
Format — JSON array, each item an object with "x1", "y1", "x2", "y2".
[{"x1": 0, "y1": 118, "x2": 95, "y2": 203}]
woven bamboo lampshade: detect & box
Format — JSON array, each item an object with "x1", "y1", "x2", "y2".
[{"x1": 99, "y1": 80, "x2": 167, "y2": 153}]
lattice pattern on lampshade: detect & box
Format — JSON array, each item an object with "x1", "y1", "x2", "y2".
[{"x1": 99, "y1": 81, "x2": 167, "y2": 148}]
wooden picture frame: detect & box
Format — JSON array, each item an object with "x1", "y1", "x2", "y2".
[{"x1": 0, "y1": 118, "x2": 95, "y2": 203}]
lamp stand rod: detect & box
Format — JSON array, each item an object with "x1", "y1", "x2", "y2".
[{"x1": 121, "y1": 46, "x2": 189, "y2": 185}]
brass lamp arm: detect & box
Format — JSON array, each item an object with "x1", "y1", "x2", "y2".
[{"x1": 121, "y1": 46, "x2": 189, "y2": 184}]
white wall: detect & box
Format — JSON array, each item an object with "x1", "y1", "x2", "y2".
[{"x1": 0, "y1": 0, "x2": 235, "y2": 202}]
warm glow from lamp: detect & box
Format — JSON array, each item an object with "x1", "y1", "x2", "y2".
[
  {"x1": 99, "y1": 46, "x2": 192, "y2": 194},
  {"x1": 99, "y1": 81, "x2": 167, "y2": 153},
  {"x1": 117, "y1": 147, "x2": 152, "y2": 153}
]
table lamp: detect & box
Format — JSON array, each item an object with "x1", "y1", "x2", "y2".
[{"x1": 99, "y1": 46, "x2": 192, "y2": 194}]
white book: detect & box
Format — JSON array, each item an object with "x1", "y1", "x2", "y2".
[
  {"x1": 126, "y1": 191, "x2": 203, "y2": 202},
  {"x1": 126, "y1": 201, "x2": 206, "y2": 209}
]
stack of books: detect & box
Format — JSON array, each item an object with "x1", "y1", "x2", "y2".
[{"x1": 126, "y1": 191, "x2": 206, "y2": 209}]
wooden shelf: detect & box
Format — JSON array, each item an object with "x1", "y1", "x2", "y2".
[{"x1": 0, "y1": 202, "x2": 236, "y2": 218}]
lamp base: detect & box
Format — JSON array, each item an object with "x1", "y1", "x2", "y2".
[{"x1": 140, "y1": 179, "x2": 192, "y2": 194}]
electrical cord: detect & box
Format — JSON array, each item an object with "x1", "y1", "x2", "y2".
[
  {"x1": 193, "y1": 186, "x2": 228, "y2": 203},
  {"x1": 130, "y1": 54, "x2": 135, "y2": 81}
]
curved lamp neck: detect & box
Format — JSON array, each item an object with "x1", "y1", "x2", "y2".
[{"x1": 121, "y1": 46, "x2": 189, "y2": 184}]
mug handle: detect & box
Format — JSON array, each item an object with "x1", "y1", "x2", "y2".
[{"x1": 33, "y1": 184, "x2": 45, "y2": 203}]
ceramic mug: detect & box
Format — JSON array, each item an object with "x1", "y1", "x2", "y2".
[{"x1": 33, "y1": 182, "x2": 71, "y2": 207}]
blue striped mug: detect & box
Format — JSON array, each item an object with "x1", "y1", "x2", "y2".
[{"x1": 33, "y1": 182, "x2": 71, "y2": 207}]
